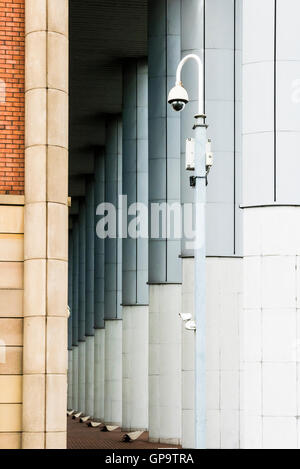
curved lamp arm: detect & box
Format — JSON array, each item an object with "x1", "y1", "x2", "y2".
[{"x1": 175, "y1": 54, "x2": 204, "y2": 117}]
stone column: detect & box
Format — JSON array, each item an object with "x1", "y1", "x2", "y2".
[
  {"x1": 85, "y1": 180, "x2": 95, "y2": 417},
  {"x1": 23, "y1": 0, "x2": 68, "y2": 449},
  {"x1": 78, "y1": 201, "x2": 86, "y2": 413},
  {"x1": 94, "y1": 150, "x2": 105, "y2": 420},
  {"x1": 122, "y1": 60, "x2": 149, "y2": 431},
  {"x1": 72, "y1": 219, "x2": 79, "y2": 412},
  {"x1": 104, "y1": 119, "x2": 122, "y2": 426},
  {"x1": 148, "y1": 0, "x2": 182, "y2": 445},
  {"x1": 67, "y1": 230, "x2": 73, "y2": 410},
  {"x1": 242, "y1": 0, "x2": 300, "y2": 450}
]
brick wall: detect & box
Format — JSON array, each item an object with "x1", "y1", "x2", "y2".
[{"x1": 0, "y1": 0, "x2": 24, "y2": 195}]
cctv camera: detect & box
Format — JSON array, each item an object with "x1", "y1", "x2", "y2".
[{"x1": 168, "y1": 84, "x2": 189, "y2": 112}]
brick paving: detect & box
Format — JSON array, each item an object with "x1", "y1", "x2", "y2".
[{"x1": 67, "y1": 416, "x2": 181, "y2": 450}]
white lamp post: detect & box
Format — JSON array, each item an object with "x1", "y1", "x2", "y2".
[{"x1": 168, "y1": 53, "x2": 208, "y2": 450}]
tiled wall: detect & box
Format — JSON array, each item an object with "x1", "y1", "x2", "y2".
[
  {"x1": 242, "y1": 207, "x2": 300, "y2": 449},
  {"x1": 0, "y1": 199, "x2": 24, "y2": 449},
  {"x1": 181, "y1": 257, "x2": 243, "y2": 449}
]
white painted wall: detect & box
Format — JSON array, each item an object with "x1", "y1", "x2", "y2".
[
  {"x1": 122, "y1": 306, "x2": 149, "y2": 431},
  {"x1": 104, "y1": 319, "x2": 122, "y2": 426},
  {"x1": 149, "y1": 284, "x2": 182, "y2": 445}
]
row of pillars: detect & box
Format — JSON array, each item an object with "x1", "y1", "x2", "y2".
[{"x1": 68, "y1": 0, "x2": 242, "y2": 445}]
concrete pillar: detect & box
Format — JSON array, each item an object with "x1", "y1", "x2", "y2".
[
  {"x1": 122, "y1": 60, "x2": 149, "y2": 431},
  {"x1": 72, "y1": 219, "x2": 79, "y2": 412},
  {"x1": 67, "y1": 231, "x2": 73, "y2": 410},
  {"x1": 78, "y1": 201, "x2": 86, "y2": 413},
  {"x1": 104, "y1": 119, "x2": 122, "y2": 426},
  {"x1": 180, "y1": 0, "x2": 243, "y2": 449},
  {"x1": 23, "y1": 0, "x2": 69, "y2": 448},
  {"x1": 148, "y1": 0, "x2": 182, "y2": 445},
  {"x1": 85, "y1": 180, "x2": 95, "y2": 417},
  {"x1": 94, "y1": 150, "x2": 105, "y2": 420},
  {"x1": 242, "y1": 0, "x2": 300, "y2": 450}
]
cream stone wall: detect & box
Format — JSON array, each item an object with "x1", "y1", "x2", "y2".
[
  {"x1": 0, "y1": 197, "x2": 24, "y2": 449},
  {"x1": 23, "y1": 0, "x2": 69, "y2": 449}
]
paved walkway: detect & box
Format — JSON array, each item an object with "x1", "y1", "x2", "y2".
[{"x1": 67, "y1": 416, "x2": 181, "y2": 450}]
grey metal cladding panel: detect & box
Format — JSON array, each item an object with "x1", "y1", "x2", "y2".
[
  {"x1": 68, "y1": 234, "x2": 73, "y2": 348},
  {"x1": 167, "y1": 35, "x2": 181, "y2": 76},
  {"x1": 123, "y1": 110, "x2": 137, "y2": 141},
  {"x1": 167, "y1": 239, "x2": 181, "y2": 283},
  {"x1": 123, "y1": 139, "x2": 137, "y2": 174},
  {"x1": 148, "y1": 77, "x2": 166, "y2": 119},
  {"x1": 148, "y1": 37, "x2": 166, "y2": 79},
  {"x1": 206, "y1": 203, "x2": 234, "y2": 256},
  {"x1": 137, "y1": 68, "x2": 148, "y2": 108},
  {"x1": 167, "y1": 0, "x2": 181, "y2": 35},
  {"x1": 181, "y1": 0, "x2": 204, "y2": 51},
  {"x1": 137, "y1": 108, "x2": 148, "y2": 140},
  {"x1": 242, "y1": 133, "x2": 274, "y2": 206},
  {"x1": 137, "y1": 171, "x2": 148, "y2": 205},
  {"x1": 167, "y1": 158, "x2": 180, "y2": 202},
  {"x1": 205, "y1": 0, "x2": 235, "y2": 50},
  {"x1": 122, "y1": 270, "x2": 137, "y2": 305},
  {"x1": 137, "y1": 237, "x2": 148, "y2": 271},
  {"x1": 148, "y1": 239, "x2": 167, "y2": 283},
  {"x1": 137, "y1": 269, "x2": 149, "y2": 305},
  {"x1": 206, "y1": 152, "x2": 234, "y2": 204},
  {"x1": 137, "y1": 140, "x2": 148, "y2": 172},
  {"x1": 205, "y1": 49, "x2": 234, "y2": 102},
  {"x1": 166, "y1": 117, "x2": 181, "y2": 159},
  {"x1": 106, "y1": 238, "x2": 117, "y2": 265},
  {"x1": 123, "y1": 237, "x2": 137, "y2": 272},
  {"x1": 149, "y1": 117, "x2": 167, "y2": 160},
  {"x1": 149, "y1": 158, "x2": 167, "y2": 201},
  {"x1": 104, "y1": 291, "x2": 117, "y2": 320},
  {"x1": 206, "y1": 101, "x2": 234, "y2": 153},
  {"x1": 105, "y1": 262, "x2": 117, "y2": 293}
]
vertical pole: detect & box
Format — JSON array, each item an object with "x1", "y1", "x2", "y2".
[{"x1": 194, "y1": 117, "x2": 207, "y2": 449}]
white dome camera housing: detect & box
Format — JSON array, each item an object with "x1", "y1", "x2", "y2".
[{"x1": 168, "y1": 84, "x2": 189, "y2": 112}]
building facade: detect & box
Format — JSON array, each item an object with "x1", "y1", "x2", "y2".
[{"x1": 0, "y1": 0, "x2": 299, "y2": 450}]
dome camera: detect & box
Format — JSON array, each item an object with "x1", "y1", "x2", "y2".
[{"x1": 168, "y1": 84, "x2": 189, "y2": 112}]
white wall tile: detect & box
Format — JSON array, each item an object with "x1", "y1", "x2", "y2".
[
  {"x1": 261, "y1": 257, "x2": 296, "y2": 309},
  {"x1": 263, "y1": 417, "x2": 297, "y2": 449},
  {"x1": 263, "y1": 363, "x2": 297, "y2": 417},
  {"x1": 262, "y1": 309, "x2": 297, "y2": 363}
]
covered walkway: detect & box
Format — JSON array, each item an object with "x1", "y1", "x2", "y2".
[{"x1": 67, "y1": 417, "x2": 181, "y2": 450}]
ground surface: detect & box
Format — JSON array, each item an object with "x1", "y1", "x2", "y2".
[{"x1": 67, "y1": 417, "x2": 181, "y2": 450}]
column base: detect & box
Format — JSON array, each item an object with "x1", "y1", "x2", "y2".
[
  {"x1": 72, "y1": 346, "x2": 79, "y2": 411},
  {"x1": 104, "y1": 319, "x2": 122, "y2": 426},
  {"x1": 149, "y1": 284, "x2": 182, "y2": 445},
  {"x1": 85, "y1": 336, "x2": 95, "y2": 417},
  {"x1": 67, "y1": 350, "x2": 73, "y2": 410},
  {"x1": 94, "y1": 328, "x2": 105, "y2": 420},
  {"x1": 78, "y1": 341, "x2": 86, "y2": 413},
  {"x1": 122, "y1": 305, "x2": 149, "y2": 432}
]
